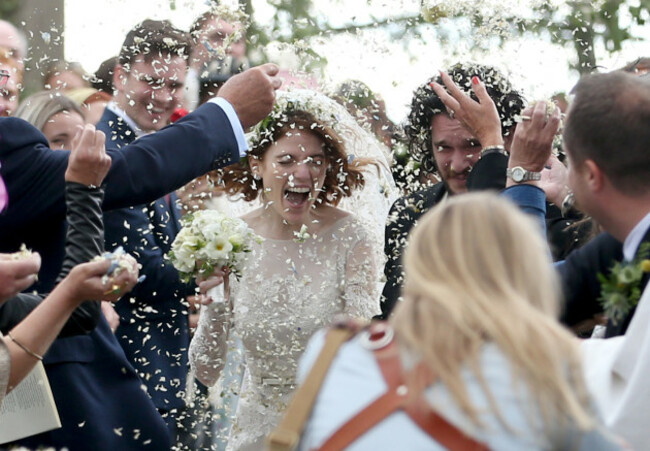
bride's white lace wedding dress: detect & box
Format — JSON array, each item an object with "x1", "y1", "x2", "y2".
[{"x1": 190, "y1": 214, "x2": 380, "y2": 450}]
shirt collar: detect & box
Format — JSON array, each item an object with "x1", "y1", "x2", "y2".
[
  {"x1": 623, "y1": 211, "x2": 650, "y2": 262},
  {"x1": 106, "y1": 101, "x2": 147, "y2": 138}
]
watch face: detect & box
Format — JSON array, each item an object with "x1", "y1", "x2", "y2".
[{"x1": 512, "y1": 167, "x2": 525, "y2": 182}]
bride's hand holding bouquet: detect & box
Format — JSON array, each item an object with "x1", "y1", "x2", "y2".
[{"x1": 168, "y1": 210, "x2": 262, "y2": 309}]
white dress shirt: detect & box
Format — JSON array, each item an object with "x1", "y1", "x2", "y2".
[{"x1": 623, "y1": 211, "x2": 650, "y2": 262}]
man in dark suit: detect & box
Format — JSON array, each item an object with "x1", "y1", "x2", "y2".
[
  {"x1": 95, "y1": 20, "x2": 195, "y2": 438},
  {"x1": 380, "y1": 63, "x2": 524, "y2": 318},
  {"x1": 558, "y1": 71, "x2": 650, "y2": 338},
  {"x1": 0, "y1": 63, "x2": 280, "y2": 289},
  {"x1": 0, "y1": 61, "x2": 280, "y2": 449},
  {"x1": 429, "y1": 69, "x2": 650, "y2": 339}
]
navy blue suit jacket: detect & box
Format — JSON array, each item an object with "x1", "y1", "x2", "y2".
[
  {"x1": 0, "y1": 105, "x2": 239, "y2": 450},
  {"x1": 560, "y1": 229, "x2": 650, "y2": 337},
  {"x1": 416, "y1": 152, "x2": 641, "y2": 338},
  {"x1": 0, "y1": 103, "x2": 239, "y2": 291},
  {"x1": 17, "y1": 318, "x2": 171, "y2": 450},
  {"x1": 97, "y1": 108, "x2": 193, "y2": 412}
]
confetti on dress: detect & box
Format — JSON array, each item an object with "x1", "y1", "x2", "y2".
[{"x1": 190, "y1": 215, "x2": 380, "y2": 449}]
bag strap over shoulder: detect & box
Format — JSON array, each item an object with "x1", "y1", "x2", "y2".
[
  {"x1": 318, "y1": 323, "x2": 490, "y2": 451},
  {"x1": 267, "y1": 320, "x2": 363, "y2": 451}
]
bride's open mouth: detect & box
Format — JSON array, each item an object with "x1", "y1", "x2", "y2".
[{"x1": 284, "y1": 186, "x2": 312, "y2": 208}]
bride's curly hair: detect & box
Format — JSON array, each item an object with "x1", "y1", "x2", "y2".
[{"x1": 217, "y1": 110, "x2": 368, "y2": 206}]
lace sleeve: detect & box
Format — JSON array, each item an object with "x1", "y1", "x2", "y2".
[
  {"x1": 341, "y1": 223, "x2": 381, "y2": 320},
  {"x1": 188, "y1": 285, "x2": 231, "y2": 387}
]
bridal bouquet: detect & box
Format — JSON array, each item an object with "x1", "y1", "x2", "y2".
[{"x1": 168, "y1": 210, "x2": 262, "y2": 283}]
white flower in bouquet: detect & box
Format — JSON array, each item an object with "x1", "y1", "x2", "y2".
[
  {"x1": 204, "y1": 236, "x2": 233, "y2": 260},
  {"x1": 168, "y1": 210, "x2": 262, "y2": 283},
  {"x1": 171, "y1": 228, "x2": 201, "y2": 274}
]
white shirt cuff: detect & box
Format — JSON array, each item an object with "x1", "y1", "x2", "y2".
[{"x1": 209, "y1": 97, "x2": 248, "y2": 157}]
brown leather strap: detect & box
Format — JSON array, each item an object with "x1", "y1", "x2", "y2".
[
  {"x1": 319, "y1": 335, "x2": 490, "y2": 451},
  {"x1": 318, "y1": 349, "x2": 408, "y2": 450},
  {"x1": 404, "y1": 393, "x2": 489, "y2": 450},
  {"x1": 401, "y1": 364, "x2": 488, "y2": 450},
  {"x1": 267, "y1": 326, "x2": 357, "y2": 451}
]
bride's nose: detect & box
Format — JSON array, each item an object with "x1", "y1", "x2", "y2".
[{"x1": 293, "y1": 161, "x2": 312, "y2": 179}]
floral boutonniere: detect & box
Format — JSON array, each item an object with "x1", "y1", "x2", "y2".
[{"x1": 598, "y1": 242, "x2": 650, "y2": 324}]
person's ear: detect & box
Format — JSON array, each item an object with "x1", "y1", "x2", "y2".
[
  {"x1": 583, "y1": 159, "x2": 605, "y2": 193},
  {"x1": 248, "y1": 156, "x2": 262, "y2": 180},
  {"x1": 113, "y1": 64, "x2": 128, "y2": 89}
]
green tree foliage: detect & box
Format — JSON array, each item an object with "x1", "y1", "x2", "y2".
[
  {"x1": 0, "y1": 0, "x2": 20, "y2": 20},
  {"x1": 516, "y1": 0, "x2": 650, "y2": 73}
]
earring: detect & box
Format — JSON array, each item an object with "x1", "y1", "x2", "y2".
[{"x1": 253, "y1": 173, "x2": 261, "y2": 181}]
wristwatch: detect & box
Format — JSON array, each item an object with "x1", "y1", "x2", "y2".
[{"x1": 506, "y1": 166, "x2": 542, "y2": 183}]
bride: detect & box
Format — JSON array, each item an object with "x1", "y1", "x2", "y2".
[{"x1": 189, "y1": 90, "x2": 383, "y2": 450}]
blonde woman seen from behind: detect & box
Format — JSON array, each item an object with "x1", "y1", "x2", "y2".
[{"x1": 296, "y1": 193, "x2": 623, "y2": 450}]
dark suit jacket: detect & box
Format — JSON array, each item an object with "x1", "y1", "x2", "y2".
[
  {"x1": 444, "y1": 150, "x2": 646, "y2": 338},
  {"x1": 15, "y1": 318, "x2": 170, "y2": 451},
  {"x1": 0, "y1": 106, "x2": 239, "y2": 450},
  {"x1": 0, "y1": 183, "x2": 104, "y2": 336},
  {"x1": 97, "y1": 109, "x2": 193, "y2": 412},
  {"x1": 466, "y1": 151, "x2": 589, "y2": 260},
  {"x1": 379, "y1": 152, "x2": 592, "y2": 319},
  {"x1": 380, "y1": 182, "x2": 447, "y2": 318},
  {"x1": 466, "y1": 151, "x2": 649, "y2": 337},
  {"x1": 2, "y1": 183, "x2": 169, "y2": 450},
  {"x1": 560, "y1": 229, "x2": 650, "y2": 337},
  {"x1": 0, "y1": 103, "x2": 239, "y2": 291}
]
